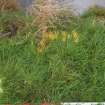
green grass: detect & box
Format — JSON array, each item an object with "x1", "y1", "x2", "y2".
[{"x1": 0, "y1": 10, "x2": 105, "y2": 104}]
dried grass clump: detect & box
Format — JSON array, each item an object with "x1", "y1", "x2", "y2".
[
  {"x1": 27, "y1": 0, "x2": 73, "y2": 52},
  {"x1": 0, "y1": 19, "x2": 26, "y2": 38},
  {"x1": 0, "y1": 0, "x2": 20, "y2": 11},
  {"x1": 27, "y1": 0, "x2": 73, "y2": 31},
  {"x1": 28, "y1": 0, "x2": 58, "y2": 30}
]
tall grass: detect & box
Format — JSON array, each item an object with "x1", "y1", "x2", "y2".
[
  {"x1": 28, "y1": 0, "x2": 72, "y2": 31},
  {"x1": 0, "y1": 11, "x2": 105, "y2": 103},
  {"x1": 27, "y1": 0, "x2": 73, "y2": 53}
]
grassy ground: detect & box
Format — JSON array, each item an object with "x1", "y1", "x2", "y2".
[{"x1": 0, "y1": 7, "x2": 105, "y2": 104}]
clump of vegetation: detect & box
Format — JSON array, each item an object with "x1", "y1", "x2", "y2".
[
  {"x1": 0, "y1": 11, "x2": 33, "y2": 40},
  {"x1": 28, "y1": 0, "x2": 72, "y2": 30},
  {"x1": 0, "y1": 0, "x2": 105, "y2": 104},
  {"x1": 0, "y1": 9, "x2": 105, "y2": 104},
  {"x1": 27, "y1": 0, "x2": 73, "y2": 53},
  {"x1": 0, "y1": 0, "x2": 20, "y2": 11},
  {"x1": 82, "y1": 5, "x2": 105, "y2": 18},
  {"x1": 81, "y1": 6, "x2": 105, "y2": 26}
]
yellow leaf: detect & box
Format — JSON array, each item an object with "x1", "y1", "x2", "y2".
[
  {"x1": 49, "y1": 33, "x2": 57, "y2": 40},
  {"x1": 71, "y1": 30, "x2": 79, "y2": 43},
  {"x1": 62, "y1": 31, "x2": 67, "y2": 42}
]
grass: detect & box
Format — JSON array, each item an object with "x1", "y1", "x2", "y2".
[
  {"x1": 81, "y1": 6, "x2": 105, "y2": 18},
  {"x1": 0, "y1": 7, "x2": 105, "y2": 104}
]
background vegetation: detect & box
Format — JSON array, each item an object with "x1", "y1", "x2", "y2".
[
  {"x1": 0, "y1": 0, "x2": 20, "y2": 11},
  {"x1": 0, "y1": 1, "x2": 105, "y2": 104}
]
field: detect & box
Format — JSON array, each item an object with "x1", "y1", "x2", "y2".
[{"x1": 0, "y1": 6, "x2": 105, "y2": 104}]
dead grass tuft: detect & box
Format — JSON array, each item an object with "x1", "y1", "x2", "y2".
[
  {"x1": 0, "y1": 0, "x2": 20, "y2": 11},
  {"x1": 27, "y1": 0, "x2": 73, "y2": 52}
]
